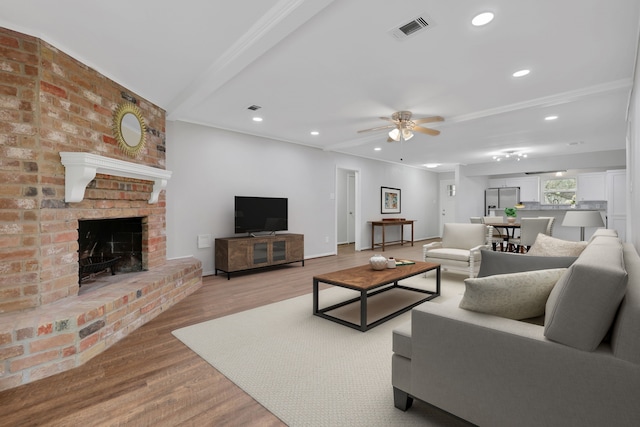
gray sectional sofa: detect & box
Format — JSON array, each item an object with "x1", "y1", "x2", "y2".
[{"x1": 392, "y1": 230, "x2": 640, "y2": 426}]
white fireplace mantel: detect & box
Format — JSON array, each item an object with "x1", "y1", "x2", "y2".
[{"x1": 60, "y1": 152, "x2": 172, "y2": 204}]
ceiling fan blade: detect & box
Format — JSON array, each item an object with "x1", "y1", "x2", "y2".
[
  {"x1": 357, "y1": 124, "x2": 396, "y2": 133},
  {"x1": 379, "y1": 116, "x2": 396, "y2": 122},
  {"x1": 413, "y1": 116, "x2": 444, "y2": 125},
  {"x1": 387, "y1": 136, "x2": 395, "y2": 142},
  {"x1": 413, "y1": 126, "x2": 441, "y2": 136}
]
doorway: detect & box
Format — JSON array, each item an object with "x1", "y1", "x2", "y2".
[
  {"x1": 439, "y1": 179, "x2": 456, "y2": 235},
  {"x1": 336, "y1": 168, "x2": 360, "y2": 251}
]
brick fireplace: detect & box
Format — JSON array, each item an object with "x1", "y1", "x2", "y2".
[{"x1": 0, "y1": 28, "x2": 202, "y2": 391}]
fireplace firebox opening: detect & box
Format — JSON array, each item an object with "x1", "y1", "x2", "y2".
[{"x1": 78, "y1": 217, "x2": 145, "y2": 284}]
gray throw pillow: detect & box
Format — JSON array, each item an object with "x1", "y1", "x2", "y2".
[
  {"x1": 478, "y1": 249, "x2": 577, "y2": 278},
  {"x1": 460, "y1": 268, "x2": 567, "y2": 320}
]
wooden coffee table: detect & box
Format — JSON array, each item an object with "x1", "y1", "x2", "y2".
[{"x1": 313, "y1": 261, "x2": 440, "y2": 331}]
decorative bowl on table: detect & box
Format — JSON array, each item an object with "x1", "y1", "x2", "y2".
[{"x1": 369, "y1": 254, "x2": 387, "y2": 270}]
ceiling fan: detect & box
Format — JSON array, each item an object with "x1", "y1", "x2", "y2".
[{"x1": 357, "y1": 111, "x2": 444, "y2": 142}]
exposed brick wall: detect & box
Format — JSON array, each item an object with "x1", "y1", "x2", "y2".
[
  {"x1": 0, "y1": 28, "x2": 40, "y2": 313},
  {"x1": 1, "y1": 27, "x2": 168, "y2": 313},
  {"x1": 0, "y1": 27, "x2": 202, "y2": 390}
]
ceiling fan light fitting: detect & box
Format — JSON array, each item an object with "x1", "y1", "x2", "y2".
[
  {"x1": 360, "y1": 111, "x2": 442, "y2": 142},
  {"x1": 402, "y1": 129, "x2": 414, "y2": 140}
]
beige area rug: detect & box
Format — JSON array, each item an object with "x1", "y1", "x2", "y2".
[{"x1": 172, "y1": 272, "x2": 472, "y2": 427}]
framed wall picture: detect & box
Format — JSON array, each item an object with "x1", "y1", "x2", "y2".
[{"x1": 381, "y1": 186, "x2": 401, "y2": 214}]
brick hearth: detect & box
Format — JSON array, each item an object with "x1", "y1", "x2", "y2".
[{"x1": 0, "y1": 28, "x2": 202, "y2": 391}]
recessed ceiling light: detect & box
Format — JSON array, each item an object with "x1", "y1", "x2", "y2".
[
  {"x1": 568, "y1": 141, "x2": 584, "y2": 146},
  {"x1": 545, "y1": 115, "x2": 558, "y2": 121},
  {"x1": 310, "y1": 131, "x2": 319, "y2": 136},
  {"x1": 512, "y1": 69, "x2": 530, "y2": 77},
  {"x1": 374, "y1": 147, "x2": 382, "y2": 151},
  {"x1": 471, "y1": 12, "x2": 494, "y2": 26},
  {"x1": 252, "y1": 117, "x2": 263, "y2": 122},
  {"x1": 424, "y1": 163, "x2": 440, "y2": 168}
]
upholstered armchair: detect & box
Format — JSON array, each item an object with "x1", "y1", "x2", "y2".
[{"x1": 423, "y1": 223, "x2": 492, "y2": 277}]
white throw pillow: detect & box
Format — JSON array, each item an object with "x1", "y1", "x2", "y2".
[
  {"x1": 459, "y1": 268, "x2": 567, "y2": 320},
  {"x1": 527, "y1": 233, "x2": 588, "y2": 257}
]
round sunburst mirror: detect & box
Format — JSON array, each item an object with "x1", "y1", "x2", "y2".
[{"x1": 112, "y1": 101, "x2": 147, "y2": 157}]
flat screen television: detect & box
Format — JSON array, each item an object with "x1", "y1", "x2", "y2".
[{"x1": 235, "y1": 196, "x2": 288, "y2": 235}]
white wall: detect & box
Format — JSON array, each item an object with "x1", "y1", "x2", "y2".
[
  {"x1": 454, "y1": 165, "x2": 489, "y2": 222},
  {"x1": 166, "y1": 121, "x2": 440, "y2": 275}
]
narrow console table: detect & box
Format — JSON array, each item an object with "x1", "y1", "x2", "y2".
[
  {"x1": 370, "y1": 219, "x2": 415, "y2": 251},
  {"x1": 215, "y1": 233, "x2": 304, "y2": 279}
]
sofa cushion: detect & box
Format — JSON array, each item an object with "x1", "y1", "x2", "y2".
[
  {"x1": 588, "y1": 228, "x2": 618, "y2": 242},
  {"x1": 478, "y1": 249, "x2": 577, "y2": 278},
  {"x1": 425, "y1": 248, "x2": 479, "y2": 262},
  {"x1": 544, "y1": 238, "x2": 628, "y2": 351},
  {"x1": 459, "y1": 268, "x2": 566, "y2": 320},
  {"x1": 527, "y1": 233, "x2": 588, "y2": 257}
]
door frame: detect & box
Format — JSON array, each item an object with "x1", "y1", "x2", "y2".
[
  {"x1": 439, "y1": 179, "x2": 456, "y2": 235},
  {"x1": 335, "y1": 167, "x2": 361, "y2": 251}
]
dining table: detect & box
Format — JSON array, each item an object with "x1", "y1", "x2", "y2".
[{"x1": 489, "y1": 222, "x2": 521, "y2": 251}]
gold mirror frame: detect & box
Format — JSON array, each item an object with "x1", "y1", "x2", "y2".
[{"x1": 112, "y1": 101, "x2": 147, "y2": 157}]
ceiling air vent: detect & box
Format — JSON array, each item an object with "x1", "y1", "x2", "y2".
[{"x1": 388, "y1": 15, "x2": 431, "y2": 40}]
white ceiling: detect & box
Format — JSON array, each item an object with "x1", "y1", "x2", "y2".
[{"x1": 2, "y1": 0, "x2": 639, "y2": 171}]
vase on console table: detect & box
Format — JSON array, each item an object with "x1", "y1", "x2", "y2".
[{"x1": 370, "y1": 254, "x2": 387, "y2": 270}]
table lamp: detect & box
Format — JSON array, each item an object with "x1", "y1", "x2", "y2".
[{"x1": 561, "y1": 210, "x2": 604, "y2": 241}]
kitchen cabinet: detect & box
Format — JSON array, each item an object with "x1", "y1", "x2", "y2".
[
  {"x1": 577, "y1": 172, "x2": 606, "y2": 201},
  {"x1": 488, "y1": 178, "x2": 506, "y2": 188},
  {"x1": 506, "y1": 177, "x2": 539, "y2": 202}
]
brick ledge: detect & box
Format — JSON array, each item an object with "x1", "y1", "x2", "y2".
[{"x1": 0, "y1": 257, "x2": 203, "y2": 391}]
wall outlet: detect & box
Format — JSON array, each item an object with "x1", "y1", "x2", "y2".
[{"x1": 197, "y1": 234, "x2": 212, "y2": 248}]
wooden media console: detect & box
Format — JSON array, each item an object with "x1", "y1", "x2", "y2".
[{"x1": 214, "y1": 233, "x2": 304, "y2": 279}]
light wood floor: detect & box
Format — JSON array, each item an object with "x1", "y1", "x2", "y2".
[{"x1": 0, "y1": 241, "x2": 433, "y2": 426}]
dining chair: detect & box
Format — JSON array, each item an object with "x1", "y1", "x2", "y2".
[
  {"x1": 538, "y1": 216, "x2": 556, "y2": 236},
  {"x1": 470, "y1": 217, "x2": 483, "y2": 224},
  {"x1": 482, "y1": 216, "x2": 506, "y2": 251},
  {"x1": 508, "y1": 217, "x2": 551, "y2": 253}
]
